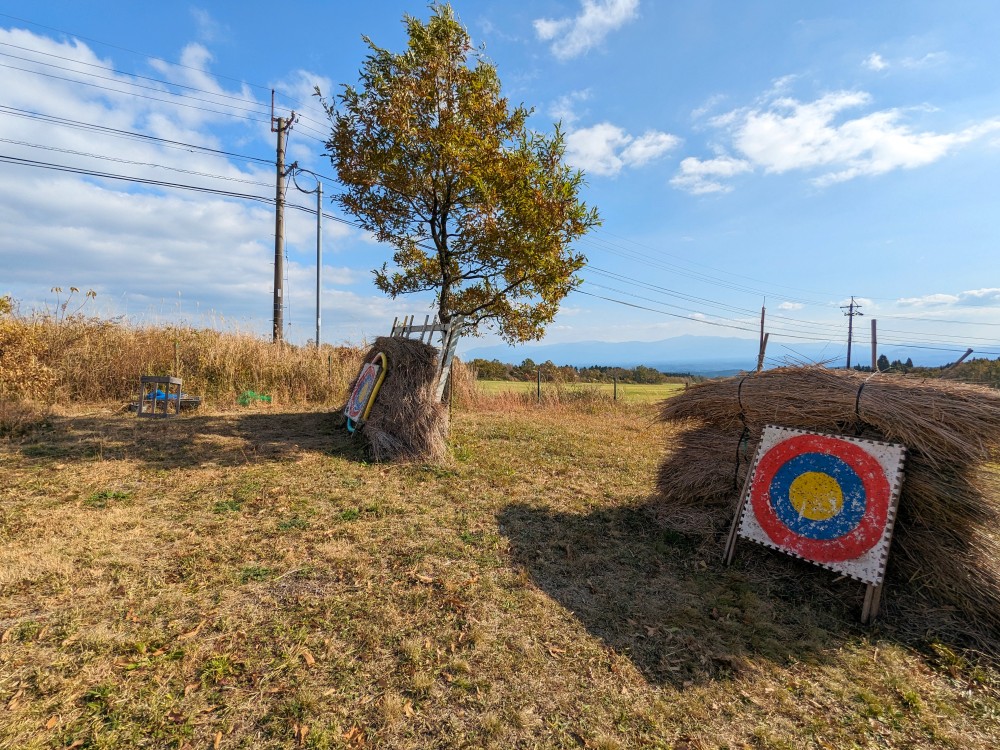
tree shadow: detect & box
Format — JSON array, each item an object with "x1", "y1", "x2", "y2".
[
  {"x1": 14, "y1": 409, "x2": 369, "y2": 468},
  {"x1": 497, "y1": 501, "x2": 994, "y2": 688}
]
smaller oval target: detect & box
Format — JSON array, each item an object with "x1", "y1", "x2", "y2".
[
  {"x1": 345, "y1": 363, "x2": 380, "y2": 421},
  {"x1": 749, "y1": 433, "x2": 891, "y2": 564}
]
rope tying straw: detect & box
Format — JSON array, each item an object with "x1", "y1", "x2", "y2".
[{"x1": 734, "y1": 375, "x2": 750, "y2": 489}]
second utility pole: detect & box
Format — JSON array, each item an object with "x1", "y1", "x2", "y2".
[{"x1": 841, "y1": 296, "x2": 863, "y2": 369}]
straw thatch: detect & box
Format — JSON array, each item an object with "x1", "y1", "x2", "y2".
[
  {"x1": 343, "y1": 336, "x2": 448, "y2": 463},
  {"x1": 655, "y1": 366, "x2": 1000, "y2": 632}
]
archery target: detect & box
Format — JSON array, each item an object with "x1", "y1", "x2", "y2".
[
  {"x1": 345, "y1": 362, "x2": 381, "y2": 422},
  {"x1": 737, "y1": 425, "x2": 906, "y2": 585}
]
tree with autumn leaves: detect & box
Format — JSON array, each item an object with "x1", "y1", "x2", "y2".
[{"x1": 320, "y1": 3, "x2": 599, "y2": 345}]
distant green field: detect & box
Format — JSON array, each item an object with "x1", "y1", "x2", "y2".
[{"x1": 476, "y1": 379, "x2": 686, "y2": 402}]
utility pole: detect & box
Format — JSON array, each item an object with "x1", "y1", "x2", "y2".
[
  {"x1": 871, "y1": 319, "x2": 878, "y2": 371},
  {"x1": 291, "y1": 166, "x2": 324, "y2": 347},
  {"x1": 315, "y1": 179, "x2": 322, "y2": 347},
  {"x1": 841, "y1": 296, "x2": 863, "y2": 369},
  {"x1": 271, "y1": 91, "x2": 295, "y2": 344}
]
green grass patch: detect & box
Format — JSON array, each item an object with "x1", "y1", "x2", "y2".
[{"x1": 476, "y1": 379, "x2": 685, "y2": 402}]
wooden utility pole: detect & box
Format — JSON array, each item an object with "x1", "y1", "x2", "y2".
[
  {"x1": 271, "y1": 92, "x2": 295, "y2": 344},
  {"x1": 871, "y1": 319, "x2": 877, "y2": 370},
  {"x1": 841, "y1": 296, "x2": 863, "y2": 369},
  {"x1": 757, "y1": 304, "x2": 766, "y2": 372}
]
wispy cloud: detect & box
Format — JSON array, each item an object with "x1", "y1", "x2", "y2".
[
  {"x1": 672, "y1": 84, "x2": 1000, "y2": 193},
  {"x1": 897, "y1": 289, "x2": 1000, "y2": 307},
  {"x1": 863, "y1": 50, "x2": 947, "y2": 73},
  {"x1": 534, "y1": 0, "x2": 639, "y2": 60},
  {"x1": 549, "y1": 89, "x2": 591, "y2": 126}
]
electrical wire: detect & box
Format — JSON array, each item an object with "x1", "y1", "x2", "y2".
[
  {"x1": 0, "y1": 137, "x2": 272, "y2": 187},
  {"x1": 0, "y1": 105, "x2": 274, "y2": 165}
]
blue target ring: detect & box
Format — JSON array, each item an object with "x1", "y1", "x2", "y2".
[
  {"x1": 750, "y1": 433, "x2": 892, "y2": 563},
  {"x1": 768, "y1": 453, "x2": 865, "y2": 540}
]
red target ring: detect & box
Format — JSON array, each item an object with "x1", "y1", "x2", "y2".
[{"x1": 749, "y1": 434, "x2": 891, "y2": 563}]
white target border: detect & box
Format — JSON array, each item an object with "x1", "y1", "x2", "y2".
[{"x1": 734, "y1": 425, "x2": 907, "y2": 586}]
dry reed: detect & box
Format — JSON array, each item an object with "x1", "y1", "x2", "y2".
[
  {"x1": 0, "y1": 312, "x2": 361, "y2": 406},
  {"x1": 655, "y1": 366, "x2": 1000, "y2": 633}
]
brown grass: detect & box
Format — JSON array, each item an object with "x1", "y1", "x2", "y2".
[
  {"x1": 0, "y1": 311, "x2": 363, "y2": 408},
  {"x1": 0, "y1": 401, "x2": 997, "y2": 748}
]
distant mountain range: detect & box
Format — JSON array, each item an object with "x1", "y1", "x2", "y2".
[{"x1": 462, "y1": 335, "x2": 985, "y2": 377}]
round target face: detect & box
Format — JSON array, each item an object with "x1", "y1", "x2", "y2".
[
  {"x1": 748, "y1": 433, "x2": 891, "y2": 563},
  {"x1": 345, "y1": 362, "x2": 379, "y2": 421}
]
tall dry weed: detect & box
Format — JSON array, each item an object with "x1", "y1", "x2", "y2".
[{"x1": 0, "y1": 305, "x2": 364, "y2": 407}]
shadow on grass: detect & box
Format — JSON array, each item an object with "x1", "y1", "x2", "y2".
[
  {"x1": 497, "y1": 501, "x2": 992, "y2": 688},
  {"x1": 14, "y1": 409, "x2": 370, "y2": 467}
]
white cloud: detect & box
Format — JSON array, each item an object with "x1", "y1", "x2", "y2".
[
  {"x1": 533, "y1": 0, "x2": 639, "y2": 60},
  {"x1": 565, "y1": 122, "x2": 678, "y2": 176},
  {"x1": 897, "y1": 289, "x2": 1000, "y2": 307},
  {"x1": 549, "y1": 89, "x2": 591, "y2": 126},
  {"x1": 0, "y1": 28, "x2": 378, "y2": 343},
  {"x1": 673, "y1": 87, "x2": 1000, "y2": 193},
  {"x1": 778, "y1": 301, "x2": 804, "y2": 311},
  {"x1": 863, "y1": 53, "x2": 888, "y2": 72},
  {"x1": 669, "y1": 155, "x2": 751, "y2": 194}
]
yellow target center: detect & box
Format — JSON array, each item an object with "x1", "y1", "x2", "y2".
[{"x1": 788, "y1": 471, "x2": 844, "y2": 521}]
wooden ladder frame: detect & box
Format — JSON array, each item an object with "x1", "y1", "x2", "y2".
[{"x1": 389, "y1": 314, "x2": 464, "y2": 401}]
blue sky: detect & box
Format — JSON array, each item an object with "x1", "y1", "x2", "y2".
[{"x1": 1, "y1": 1, "x2": 999, "y2": 363}]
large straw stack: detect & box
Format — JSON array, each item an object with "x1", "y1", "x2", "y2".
[
  {"x1": 655, "y1": 366, "x2": 1000, "y2": 632},
  {"x1": 343, "y1": 336, "x2": 448, "y2": 462}
]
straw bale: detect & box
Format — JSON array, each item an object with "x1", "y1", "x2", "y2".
[
  {"x1": 654, "y1": 367, "x2": 1000, "y2": 632},
  {"x1": 344, "y1": 336, "x2": 448, "y2": 463},
  {"x1": 660, "y1": 366, "x2": 1000, "y2": 469},
  {"x1": 654, "y1": 423, "x2": 756, "y2": 513}
]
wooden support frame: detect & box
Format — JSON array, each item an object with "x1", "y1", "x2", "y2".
[{"x1": 388, "y1": 314, "x2": 464, "y2": 401}]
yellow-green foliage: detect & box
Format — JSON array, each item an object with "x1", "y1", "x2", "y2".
[{"x1": 0, "y1": 305, "x2": 363, "y2": 406}]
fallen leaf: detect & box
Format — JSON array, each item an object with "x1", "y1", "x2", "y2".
[
  {"x1": 403, "y1": 700, "x2": 414, "y2": 717},
  {"x1": 65, "y1": 741, "x2": 84, "y2": 750},
  {"x1": 547, "y1": 645, "x2": 566, "y2": 658},
  {"x1": 414, "y1": 574, "x2": 434, "y2": 584},
  {"x1": 301, "y1": 649, "x2": 316, "y2": 667},
  {"x1": 0, "y1": 628, "x2": 10, "y2": 644},
  {"x1": 184, "y1": 683, "x2": 200, "y2": 697},
  {"x1": 213, "y1": 732, "x2": 222, "y2": 749},
  {"x1": 45, "y1": 715, "x2": 58, "y2": 730},
  {"x1": 178, "y1": 620, "x2": 206, "y2": 640}
]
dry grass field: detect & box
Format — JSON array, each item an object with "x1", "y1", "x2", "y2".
[{"x1": 1, "y1": 396, "x2": 998, "y2": 749}]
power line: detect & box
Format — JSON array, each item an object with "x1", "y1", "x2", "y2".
[
  {"x1": 0, "y1": 105, "x2": 340, "y2": 183},
  {"x1": 0, "y1": 137, "x2": 273, "y2": 187},
  {"x1": 0, "y1": 33, "x2": 330, "y2": 142},
  {"x1": 0, "y1": 47, "x2": 272, "y2": 117},
  {"x1": 0, "y1": 60, "x2": 273, "y2": 124},
  {"x1": 0, "y1": 105, "x2": 274, "y2": 165},
  {"x1": 0, "y1": 12, "x2": 275, "y2": 95}
]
